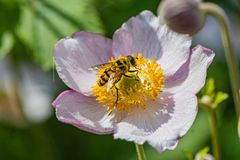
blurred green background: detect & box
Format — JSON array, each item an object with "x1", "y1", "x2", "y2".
[{"x1": 0, "y1": 0, "x2": 240, "y2": 159}]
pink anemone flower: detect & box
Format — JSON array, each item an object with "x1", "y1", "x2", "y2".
[{"x1": 52, "y1": 11, "x2": 214, "y2": 152}]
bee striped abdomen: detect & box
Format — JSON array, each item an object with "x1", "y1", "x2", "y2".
[{"x1": 97, "y1": 70, "x2": 113, "y2": 86}]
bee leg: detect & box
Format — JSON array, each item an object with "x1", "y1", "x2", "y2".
[
  {"x1": 123, "y1": 74, "x2": 140, "y2": 81},
  {"x1": 115, "y1": 87, "x2": 119, "y2": 104},
  {"x1": 107, "y1": 110, "x2": 112, "y2": 116},
  {"x1": 129, "y1": 70, "x2": 138, "y2": 72},
  {"x1": 130, "y1": 65, "x2": 140, "y2": 71},
  {"x1": 129, "y1": 69, "x2": 139, "y2": 76}
]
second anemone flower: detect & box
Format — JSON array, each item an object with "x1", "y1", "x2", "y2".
[{"x1": 53, "y1": 11, "x2": 214, "y2": 152}]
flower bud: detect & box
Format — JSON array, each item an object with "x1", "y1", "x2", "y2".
[
  {"x1": 195, "y1": 153, "x2": 215, "y2": 160},
  {"x1": 158, "y1": 0, "x2": 205, "y2": 35}
]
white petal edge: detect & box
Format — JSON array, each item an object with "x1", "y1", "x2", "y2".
[
  {"x1": 164, "y1": 45, "x2": 215, "y2": 94},
  {"x1": 113, "y1": 92, "x2": 197, "y2": 152},
  {"x1": 52, "y1": 90, "x2": 114, "y2": 134},
  {"x1": 112, "y1": 10, "x2": 192, "y2": 76},
  {"x1": 54, "y1": 32, "x2": 112, "y2": 96}
]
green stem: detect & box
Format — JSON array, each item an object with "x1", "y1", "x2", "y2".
[
  {"x1": 199, "y1": 2, "x2": 240, "y2": 137},
  {"x1": 207, "y1": 108, "x2": 221, "y2": 160},
  {"x1": 135, "y1": 144, "x2": 147, "y2": 160}
]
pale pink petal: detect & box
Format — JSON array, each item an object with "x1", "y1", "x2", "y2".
[
  {"x1": 113, "y1": 92, "x2": 197, "y2": 152},
  {"x1": 54, "y1": 32, "x2": 112, "y2": 96},
  {"x1": 112, "y1": 10, "x2": 191, "y2": 76},
  {"x1": 164, "y1": 45, "x2": 215, "y2": 94},
  {"x1": 52, "y1": 90, "x2": 114, "y2": 134}
]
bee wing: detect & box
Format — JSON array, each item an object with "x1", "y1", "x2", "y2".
[
  {"x1": 88, "y1": 62, "x2": 112, "y2": 71},
  {"x1": 107, "y1": 72, "x2": 122, "y2": 92},
  {"x1": 107, "y1": 73, "x2": 116, "y2": 92}
]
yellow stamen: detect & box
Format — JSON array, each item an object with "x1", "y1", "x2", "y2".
[{"x1": 92, "y1": 54, "x2": 165, "y2": 112}]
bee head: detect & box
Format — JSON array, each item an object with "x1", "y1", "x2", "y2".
[{"x1": 127, "y1": 55, "x2": 136, "y2": 66}]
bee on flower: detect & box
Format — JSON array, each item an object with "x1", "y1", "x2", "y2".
[{"x1": 52, "y1": 11, "x2": 214, "y2": 152}]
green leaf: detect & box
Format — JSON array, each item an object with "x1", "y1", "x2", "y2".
[
  {"x1": 0, "y1": 0, "x2": 18, "y2": 57},
  {"x1": 94, "y1": 0, "x2": 159, "y2": 36},
  {"x1": 0, "y1": 32, "x2": 14, "y2": 58},
  {"x1": 0, "y1": 0, "x2": 20, "y2": 33},
  {"x1": 40, "y1": 0, "x2": 105, "y2": 33},
  {"x1": 16, "y1": 0, "x2": 105, "y2": 70},
  {"x1": 213, "y1": 92, "x2": 228, "y2": 109}
]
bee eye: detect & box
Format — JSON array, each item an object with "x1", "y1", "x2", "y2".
[{"x1": 127, "y1": 55, "x2": 136, "y2": 65}]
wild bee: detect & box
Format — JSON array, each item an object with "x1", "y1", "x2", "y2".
[{"x1": 89, "y1": 55, "x2": 138, "y2": 103}]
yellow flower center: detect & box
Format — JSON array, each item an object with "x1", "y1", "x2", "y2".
[{"x1": 92, "y1": 54, "x2": 165, "y2": 112}]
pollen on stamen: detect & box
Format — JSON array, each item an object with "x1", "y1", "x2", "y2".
[{"x1": 92, "y1": 54, "x2": 165, "y2": 112}]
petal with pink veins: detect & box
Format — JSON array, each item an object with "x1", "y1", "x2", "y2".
[
  {"x1": 54, "y1": 32, "x2": 112, "y2": 96},
  {"x1": 112, "y1": 10, "x2": 192, "y2": 76},
  {"x1": 52, "y1": 90, "x2": 114, "y2": 134},
  {"x1": 164, "y1": 45, "x2": 215, "y2": 94},
  {"x1": 113, "y1": 92, "x2": 197, "y2": 152}
]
